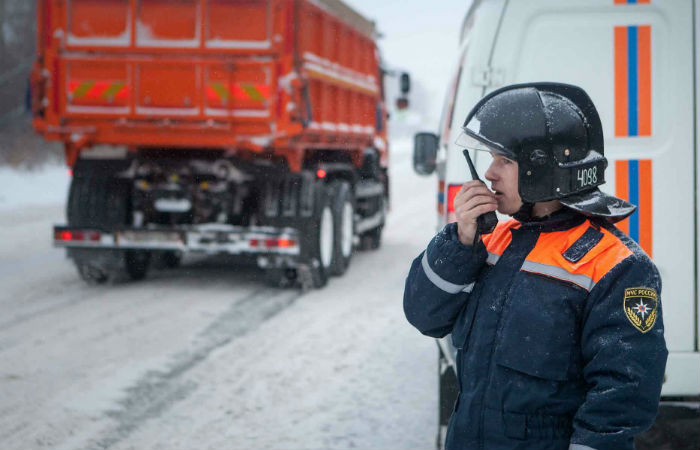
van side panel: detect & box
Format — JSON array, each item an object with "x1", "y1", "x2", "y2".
[{"x1": 487, "y1": 0, "x2": 697, "y2": 395}]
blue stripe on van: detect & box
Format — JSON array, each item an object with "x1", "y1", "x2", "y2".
[{"x1": 628, "y1": 160, "x2": 640, "y2": 242}]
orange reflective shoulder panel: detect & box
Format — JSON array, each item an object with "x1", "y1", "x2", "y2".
[
  {"x1": 522, "y1": 220, "x2": 633, "y2": 290},
  {"x1": 584, "y1": 228, "x2": 634, "y2": 285},
  {"x1": 482, "y1": 219, "x2": 520, "y2": 261}
]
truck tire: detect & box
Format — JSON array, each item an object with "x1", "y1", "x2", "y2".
[
  {"x1": 360, "y1": 225, "x2": 383, "y2": 250},
  {"x1": 76, "y1": 257, "x2": 109, "y2": 284},
  {"x1": 359, "y1": 194, "x2": 386, "y2": 251},
  {"x1": 70, "y1": 248, "x2": 150, "y2": 284},
  {"x1": 124, "y1": 250, "x2": 150, "y2": 280},
  {"x1": 328, "y1": 180, "x2": 355, "y2": 276},
  {"x1": 264, "y1": 268, "x2": 297, "y2": 288},
  {"x1": 67, "y1": 160, "x2": 150, "y2": 283},
  {"x1": 298, "y1": 180, "x2": 333, "y2": 289},
  {"x1": 156, "y1": 251, "x2": 182, "y2": 269}
]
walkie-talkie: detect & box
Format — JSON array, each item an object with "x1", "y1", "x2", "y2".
[{"x1": 463, "y1": 149, "x2": 498, "y2": 236}]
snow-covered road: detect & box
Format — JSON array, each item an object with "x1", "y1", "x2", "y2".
[{"x1": 0, "y1": 141, "x2": 439, "y2": 449}]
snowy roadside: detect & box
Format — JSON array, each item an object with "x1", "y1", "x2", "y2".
[
  {"x1": 107, "y1": 141, "x2": 437, "y2": 450},
  {"x1": 92, "y1": 138, "x2": 438, "y2": 450},
  {"x1": 0, "y1": 164, "x2": 70, "y2": 212},
  {"x1": 0, "y1": 136, "x2": 442, "y2": 450}
]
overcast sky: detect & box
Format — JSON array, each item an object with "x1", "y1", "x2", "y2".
[{"x1": 344, "y1": 0, "x2": 473, "y2": 126}]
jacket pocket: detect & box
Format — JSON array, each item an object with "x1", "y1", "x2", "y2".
[{"x1": 494, "y1": 273, "x2": 585, "y2": 381}]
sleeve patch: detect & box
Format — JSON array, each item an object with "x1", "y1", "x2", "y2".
[{"x1": 623, "y1": 287, "x2": 658, "y2": 333}]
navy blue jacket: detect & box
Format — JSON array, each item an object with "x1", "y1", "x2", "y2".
[{"x1": 404, "y1": 209, "x2": 667, "y2": 450}]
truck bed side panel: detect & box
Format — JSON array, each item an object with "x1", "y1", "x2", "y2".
[{"x1": 33, "y1": 0, "x2": 387, "y2": 165}]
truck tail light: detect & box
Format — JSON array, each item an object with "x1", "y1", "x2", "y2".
[
  {"x1": 55, "y1": 230, "x2": 100, "y2": 242},
  {"x1": 249, "y1": 238, "x2": 296, "y2": 248},
  {"x1": 56, "y1": 230, "x2": 73, "y2": 241},
  {"x1": 277, "y1": 238, "x2": 295, "y2": 248},
  {"x1": 264, "y1": 238, "x2": 296, "y2": 248}
]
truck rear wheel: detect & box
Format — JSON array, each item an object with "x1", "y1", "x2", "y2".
[
  {"x1": 70, "y1": 249, "x2": 150, "y2": 284},
  {"x1": 298, "y1": 180, "x2": 333, "y2": 289},
  {"x1": 155, "y1": 251, "x2": 182, "y2": 269},
  {"x1": 67, "y1": 160, "x2": 151, "y2": 283},
  {"x1": 328, "y1": 180, "x2": 355, "y2": 276},
  {"x1": 256, "y1": 172, "x2": 331, "y2": 289},
  {"x1": 359, "y1": 194, "x2": 386, "y2": 251},
  {"x1": 76, "y1": 257, "x2": 109, "y2": 284},
  {"x1": 264, "y1": 268, "x2": 297, "y2": 288}
]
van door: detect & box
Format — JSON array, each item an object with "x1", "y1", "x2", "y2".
[{"x1": 487, "y1": 0, "x2": 696, "y2": 395}]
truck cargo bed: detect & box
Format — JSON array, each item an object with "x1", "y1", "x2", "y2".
[{"x1": 33, "y1": 0, "x2": 388, "y2": 171}]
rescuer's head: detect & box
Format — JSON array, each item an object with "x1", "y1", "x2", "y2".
[{"x1": 456, "y1": 82, "x2": 636, "y2": 222}]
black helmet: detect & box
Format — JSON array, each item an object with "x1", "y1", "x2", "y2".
[{"x1": 456, "y1": 82, "x2": 635, "y2": 222}]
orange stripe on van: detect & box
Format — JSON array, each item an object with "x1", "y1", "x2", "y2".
[
  {"x1": 614, "y1": 26, "x2": 629, "y2": 137},
  {"x1": 639, "y1": 160, "x2": 653, "y2": 257},
  {"x1": 616, "y1": 159, "x2": 653, "y2": 256},
  {"x1": 525, "y1": 220, "x2": 633, "y2": 285},
  {"x1": 482, "y1": 219, "x2": 519, "y2": 256},
  {"x1": 615, "y1": 160, "x2": 630, "y2": 235},
  {"x1": 637, "y1": 25, "x2": 652, "y2": 136}
]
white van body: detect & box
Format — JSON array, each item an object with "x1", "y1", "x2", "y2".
[{"x1": 433, "y1": 0, "x2": 699, "y2": 399}]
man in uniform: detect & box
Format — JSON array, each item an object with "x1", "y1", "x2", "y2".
[{"x1": 403, "y1": 83, "x2": 667, "y2": 450}]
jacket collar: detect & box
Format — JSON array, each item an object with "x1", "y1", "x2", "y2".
[{"x1": 513, "y1": 206, "x2": 588, "y2": 232}]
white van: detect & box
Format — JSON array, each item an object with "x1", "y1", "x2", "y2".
[{"x1": 413, "y1": 0, "x2": 699, "y2": 446}]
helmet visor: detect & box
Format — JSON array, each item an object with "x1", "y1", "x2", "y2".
[{"x1": 455, "y1": 122, "x2": 517, "y2": 160}]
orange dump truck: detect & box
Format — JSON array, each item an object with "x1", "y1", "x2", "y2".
[{"x1": 32, "y1": 0, "x2": 408, "y2": 287}]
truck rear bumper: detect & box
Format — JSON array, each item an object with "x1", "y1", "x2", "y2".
[{"x1": 54, "y1": 224, "x2": 300, "y2": 258}]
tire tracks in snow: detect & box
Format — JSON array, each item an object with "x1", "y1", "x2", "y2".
[{"x1": 83, "y1": 286, "x2": 302, "y2": 450}]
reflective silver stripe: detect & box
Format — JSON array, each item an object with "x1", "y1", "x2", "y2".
[
  {"x1": 521, "y1": 260, "x2": 595, "y2": 291},
  {"x1": 486, "y1": 252, "x2": 500, "y2": 265},
  {"x1": 569, "y1": 444, "x2": 597, "y2": 450},
  {"x1": 421, "y1": 252, "x2": 473, "y2": 294}
]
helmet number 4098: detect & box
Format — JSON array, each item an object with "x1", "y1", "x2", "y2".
[{"x1": 577, "y1": 167, "x2": 597, "y2": 188}]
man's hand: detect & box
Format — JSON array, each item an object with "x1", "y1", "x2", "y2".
[{"x1": 454, "y1": 180, "x2": 498, "y2": 245}]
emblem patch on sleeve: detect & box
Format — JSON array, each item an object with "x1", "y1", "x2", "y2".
[{"x1": 623, "y1": 287, "x2": 658, "y2": 333}]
